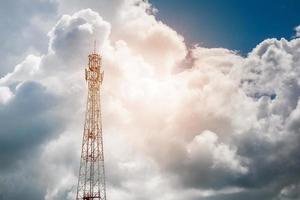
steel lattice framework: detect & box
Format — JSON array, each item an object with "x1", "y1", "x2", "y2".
[{"x1": 76, "y1": 50, "x2": 106, "y2": 200}]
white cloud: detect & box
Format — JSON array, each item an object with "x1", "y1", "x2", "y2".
[
  {"x1": 48, "y1": 8, "x2": 111, "y2": 56},
  {"x1": 188, "y1": 130, "x2": 248, "y2": 175},
  {"x1": 295, "y1": 25, "x2": 300, "y2": 37},
  {"x1": 0, "y1": 55, "x2": 41, "y2": 85},
  {"x1": 0, "y1": 86, "x2": 13, "y2": 104},
  {"x1": 0, "y1": 1, "x2": 300, "y2": 200}
]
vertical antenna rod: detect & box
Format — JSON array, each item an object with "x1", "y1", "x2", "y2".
[{"x1": 93, "y1": 40, "x2": 97, "y2": 54}]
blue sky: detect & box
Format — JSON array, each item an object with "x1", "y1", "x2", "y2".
[{"x1": 151, "y1": 0, "x2": 300, "y2": 54}]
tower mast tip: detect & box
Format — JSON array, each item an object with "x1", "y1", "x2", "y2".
[{"x1": 93, "y1": 40, "x2": 97, "y2": 54}]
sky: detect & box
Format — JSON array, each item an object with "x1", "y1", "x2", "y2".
[
  {"x1": 0, "y1": 0, "x2": 300, "y2": 200},
  {"x1": 151, "y1": 0, "x2": 300, "y2": 54}
]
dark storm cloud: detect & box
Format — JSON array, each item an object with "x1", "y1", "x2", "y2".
[
  {"x1": 0, "y1": 81, "x2": 63, "y2": 169},
  {"x1": 276, "y1": 183, "x2": 300, "y2": 200},
  {"x1": 0, "y1": 165, "x2": 45, "y2": 200},
  {"x1": 0, "y1": 81, "x2": 65, "y2": 200},
  {"x1": 231, "y1": 133, "x2": 300, "y2": 199}
]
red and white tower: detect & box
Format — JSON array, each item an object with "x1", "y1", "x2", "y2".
[{"x1": 76, "y1": 46, "x2": 106, "y2": 200}]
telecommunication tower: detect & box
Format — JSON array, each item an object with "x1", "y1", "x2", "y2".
[{"x1": 76, "y1": 44, "x2": 106, "y2": 200}]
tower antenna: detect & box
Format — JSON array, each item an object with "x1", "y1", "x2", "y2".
[
  {"x1": 94, "y1": 40, "x2": 97, "y2": 53},
  {"x1": 76, "y1": 45, "x2": 106, "y2": 200}
]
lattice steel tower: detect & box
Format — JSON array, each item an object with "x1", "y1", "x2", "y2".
[{"x1": 76, "y1": 46, "x2": 106, "y2": 200}]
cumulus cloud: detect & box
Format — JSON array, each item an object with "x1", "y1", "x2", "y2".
[
  {"x1": 0, "y1": 86, "x2": 13, "y2": 104},
  {"x1": 0, "y1": 1, "x2": 300, "y2": 200},
  {"x1": 48, "y1": 9, "x2": 111, "y2": 60},
  {"x1": 0, "y1": 0, "x2": 57, "y2": 76},
  {"x1": 0, "y1": 81, "x2": 63, "y2": 199},
  {"x1": 295, "y1": 25, "x2": 300, "y2": 38},
  {"x1": 0, "y1": 7, "x2": 111, "y2": 200}
]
